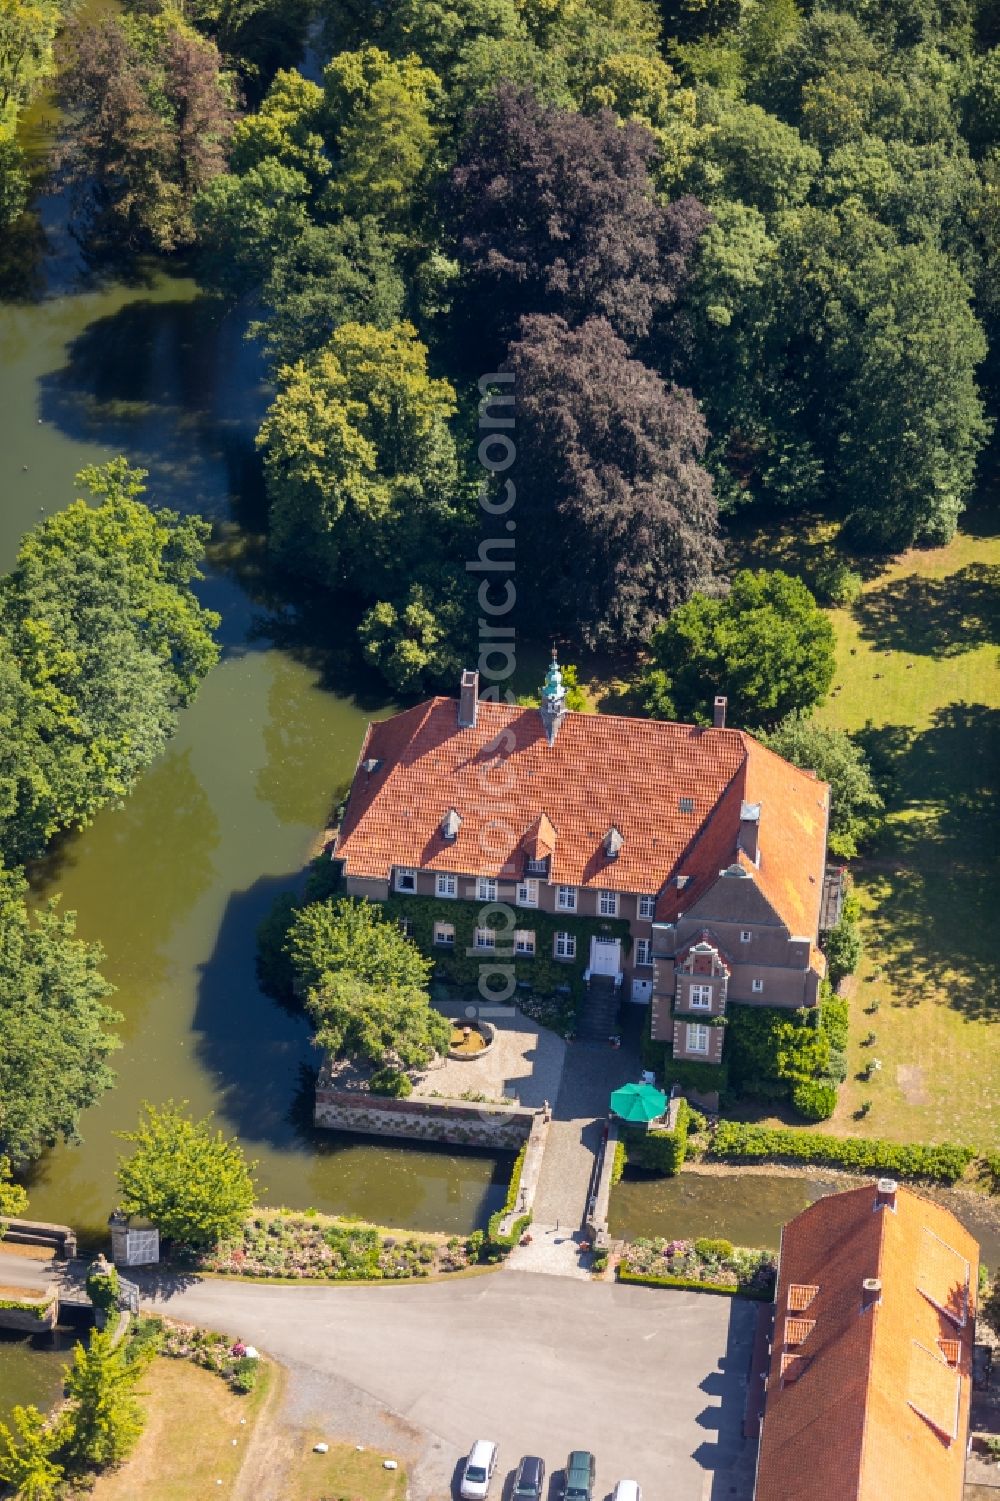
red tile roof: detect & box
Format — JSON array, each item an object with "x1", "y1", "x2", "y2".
[
  {"x1": 334, "y1": 697, "x2": 829, "y2": 938},
  {"x1": 754, "y1": 1184, "x2": 979, "y2": 1501}
]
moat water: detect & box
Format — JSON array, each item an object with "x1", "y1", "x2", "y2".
[{"x1": 0, "y1": 47, "x2": 512, "y2": 1252}]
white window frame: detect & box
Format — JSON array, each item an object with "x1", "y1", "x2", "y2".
[
  {"x1": 638, "y1": 894, "x2": 656, "y2": 919},
  {"x1": 474, "y1": 927, "x2": 496, "y2": 952},
  {"x1": 525, "y1": 857, "x2": 548, "y2": 875},
  {"x1": 433, "y1": 921, "x2": 455, "y2": 947},
  {"x1": 686, "y1": 1023, "x2": 710, "y2": 1055},
  {"x1": 395, "y1": 867, "x2": 417, "y2": 893},
  {"x1": 476, "y1": 877, "x2": 498, "y2": 903},
  {"x1": 516, "y1": 878, "x2": 539, "y2": 908},
  {"x1": 598, "y1": 889, "x2": 619, "y2": 917},
  {"x1": 514, "y1": 929, "x2": 536, "y2": 956},
  {"x1": 554, "y1": 931, "x2": 576, "y2": 960},
  {"x1": 635, "y1": 938, "x2": 652, "y2": 967},
  {"x1": 689, "y1": 983, "x2": 713, "y2": 1010},
  {"x1": 752, "y1": 978, "x2": 764, "y2": 994},
  {"x1": 557, "y1": 885, "x2": 578, "y2": 912},
  {"x1": 398, "y1": 917, "x2": 413, "y2": 938},
  {"x1": 435, "y1": 872, "x2": 457, "y2": 899},
  {"x1": 740, "y1": 929, "x2": 752, "y2": 943}
]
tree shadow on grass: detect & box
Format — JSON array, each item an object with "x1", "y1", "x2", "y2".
[
  {"x1": 852, "y1": 564, "x2": 1000, "y2": 657},
  {"x1": 853, "y1": 704, "x2": 1000, "y2": 1020}
]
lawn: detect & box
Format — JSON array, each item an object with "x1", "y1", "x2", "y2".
[
  {"x1": 727, "y1": 503, "x2": 1000, "y2": 1150},
  {"x1": 88, "y1": 1352, "x2": 409, "y2": 1501},
  {"x1": 89, "y1": 1355, "x2": 273, "y2": 1501}
]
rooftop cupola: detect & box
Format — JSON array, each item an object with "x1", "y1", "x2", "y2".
[{"x1": 539, "y1": 649, "x2": 567, "y2": 747}]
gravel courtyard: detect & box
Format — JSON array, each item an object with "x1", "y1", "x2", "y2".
[{"x1": 414, "y1": 1001, "x2": 567, "y2": 1108}]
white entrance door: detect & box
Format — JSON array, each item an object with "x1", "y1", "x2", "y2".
[
  {"x1": 631, "y1": 977, "x2": 653, "y2": 1004},
  {"x1": 590, "y1": 936, "x2": 621, "y2": 976}
]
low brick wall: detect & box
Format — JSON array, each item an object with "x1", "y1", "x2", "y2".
[
  {"x1": 497, "y1": 1112, "x2": 548, "y2": 1237},
  {"x1": 314, "y1": 1087, "x2": 538, "y2": 1149},
  {"x1": 586, "y1": 1119, "x2": 620, "y2": 1249}
]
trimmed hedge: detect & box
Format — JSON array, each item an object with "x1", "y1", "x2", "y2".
[
  {"x1": 710, "y1": 1122, "x2": 975, "y2": 1184},
  {"x1": 486, "y1": 1143, "x2": 532, "y2": 1252},
  {"x1": 617, "y1": 1267, "x2": 770, "y2": 1300},
  {"x1": 621, "y1": 1100, "x2": 690, "y2": 1176}
]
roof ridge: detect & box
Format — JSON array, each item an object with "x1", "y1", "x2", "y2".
[{"x1": 857, "y1": 1186, "x2": 890, "y2": 1495}]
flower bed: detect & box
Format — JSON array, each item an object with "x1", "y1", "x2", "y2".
[
  {"x1": 618, "y1": 1237, "x2": 777, "y2": 1301},
  {"x1": 198, "y1": 1208, "x2": 473, "y2": 1281}
]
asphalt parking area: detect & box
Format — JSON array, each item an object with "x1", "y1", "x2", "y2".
[{"x1": 143, "y1": 1267, "x2": 758, "y2": 1501}]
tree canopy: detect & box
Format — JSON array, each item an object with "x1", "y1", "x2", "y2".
[
  {"x1": 641, "y1": 569, "x2": 836, "y2": 729},
  {"x1": 0, "y1": 460, "x2": 219, "y2": 866},
  {"x1": 760, "y1": 713, "x2": 885, "y2": 859},
  {"x1": 0, "y1": 865, "x2": 120, "y2": 1166},
  {"x1": 116, "y1": 1101, "x2": 258, "y2": 1248},
  {"x1": 504, "y1": 314, "x2": 720, "y2": 646},
  {"x1": 287, "y1": 897, "x2": 450, "y2": 1072}
]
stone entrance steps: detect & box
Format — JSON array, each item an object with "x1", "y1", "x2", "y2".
[{"x1": 577, "y1": 974, "x2": 622, "y2": 1041}]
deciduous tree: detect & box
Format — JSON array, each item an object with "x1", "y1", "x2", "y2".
[
  {"x1": 115, "y1": 1102, "x2": 257, "y2": 1248},
  {"x1": 760, "y1": 713, "x2": 884, "y2": 858},
  {"x1": 502, "y1": 314, "x2": 720, "y2": 647},
  {"x1": 0, "y1": 865, "x2": 120, "y2": 1165},
  {"x1": 641, "y1": 569, "x2": 836, "y2": 729},
  {"x1": 60, "y1": 1329, "x2": 151, "y2": 1470},
  {"x1": 445, "y1": 84, "x2": 708, "y2": 357},
  {"x1": 287, "y1": 897, "x2": 449, "y2": 1071}
]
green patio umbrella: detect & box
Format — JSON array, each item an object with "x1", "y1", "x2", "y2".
[{"x1": 609, "y1": 1082, "x2": 667, "y2": 1123}]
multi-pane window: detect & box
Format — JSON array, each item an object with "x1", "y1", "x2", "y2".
[
  {"x1": 474, "y1": 927, "x2": 496, "y2": 951},
  {"x1": 557, "y1": 885, "x2": 578, "y2": 911},
  {"x1": 476, "y1": 877, "x2": 498, "y2": 903},
  {"x1": 740, "y1": 929, "x2": 752, "y2": 943},
  {"x1": 598, "y1": 890, "x2": 618, "y2": 917},
  {"x1": 752, "y1": 978, "x2": 764, "y2": 993},
  {"x1": 395, "y1": 867, "x2": 417, "y2": 893},
  {"x1": 514, "y1": 929, "x2": 536, "y2": 956},
  {"x1": 686, "y1": 1023, "x2": 710, "y2": 1055},
  {"x1": 635, "y1": 938, "x2": 652, "y2": 967},
  {"x1": 433, "y1": 922, "x2": 455, "y2": 946},
  {"x1": 516, "y1": 878, "x2": 539, "y2": 908},
  {"x1": 554, "y1": 931, "x2": 576, "y2": 960},
  {"x1": 689, "y1": 983, "x2": 713, "y2": 1010},
  {"x1": 435, "y1": 873, "x2": 457, "y2": 898},
  {"x1": 638, "y1": 895, "x2": 656, "y2": 919},
  {"x1": 526, "y1": 857, "x2": 548, "y2": 875},
  {"x1": 398, "y1": 918, "x2": 414, "y2": 938}
]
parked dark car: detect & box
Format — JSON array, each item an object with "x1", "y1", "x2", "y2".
[
  {"x1": 563, "y1": 1451, "x2": 596, "y2": 1501},
  {"x1": 513, "y1": 1456, "x2": 546, "y2": 1501}
]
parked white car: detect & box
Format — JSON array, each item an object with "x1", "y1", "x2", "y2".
[
  {"x1": 611, "y1": 1481, "x2": 642, "y2": 1501},
  {"x1": 460, "y1": 1440, "x2": 499, "y2": 1500}
]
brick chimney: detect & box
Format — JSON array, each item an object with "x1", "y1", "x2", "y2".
[
  {"x1": 713, "y1": 695, "x2": 727, "y2": 729},
  {"x1": 862, "y1": 1277, "x2": 882, "y2": 1312},
  {"x1": 739, "y1": 800, "x2": 761, "y2": 865},
  {"x1": 876, "y1": 1178, "x2": 898, "y2": 1211},
  {"x1": 458, "y1": 668, "x2": 479, "y2": 729}
]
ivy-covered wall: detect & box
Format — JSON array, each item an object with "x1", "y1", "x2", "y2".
[{"x1": 383, "y1": 892, "x2": 632, "y2": 1008}]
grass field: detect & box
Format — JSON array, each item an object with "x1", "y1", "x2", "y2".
[
  {"x1": 89, "y1": 1356, "x2": 273, "y2": 1501},
  {"x1": 724, "y1": 503, "x2": 1000, "y2": 1150},
  {"x1": 88, "y1": 1354, "x2": 409, "y2": 1501},
  {"x1": 813, "y1": 511, "x2": 1000, "y2": 1149}
]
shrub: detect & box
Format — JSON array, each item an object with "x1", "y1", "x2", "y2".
[
  {"x1": 824, "y1": 912, "x2": 864, "y2": 986},
  {"x1": 230, "y1": 1356, "x2": 259, "y2": 1394},
  {"x1": 85, "y1": 1260, "x2": 120, "y2": 1315},
  {"x1": 791, "y1": 1079, "x2": 838, "y2": 1121},
  {"x1": 368, "y1": 1068, "x2": 413, "y2": 1097},
  {"x1": 486, "y1": 1144, "x2": 530, "y2": 1253},
  {"x1": 820, "y1": 994, "x2": 850, "y2": 1052},
  {"x1": 694, "y1": 1238, "x2": 734, "y2": 1260},
  {"x1": 662, "y1": 1056, "x2": 729, "y2": 1094},
  {"x1": 710, "y1": 1122, "x2": 975, "y2": 1184},
  {"x1": 812, "y1": 558, "x2": 863, "y2": 607},
  {"x1": 621, "y1": 1101, "x2": 690, "y2": 1176},
  {"x1": 610, "y1": 1140, "x2": 627, "y2": 1186}
]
